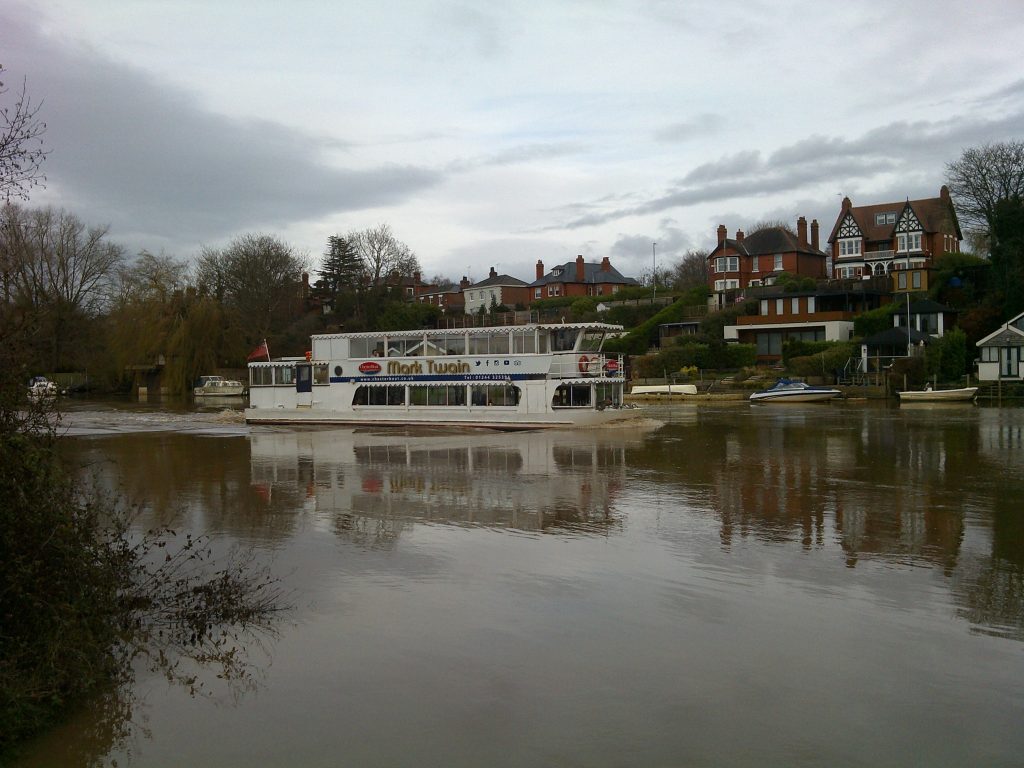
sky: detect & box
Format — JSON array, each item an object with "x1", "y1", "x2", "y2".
[{"x1": 3, "y1": 0, "x2": 1023, "y2": 284}]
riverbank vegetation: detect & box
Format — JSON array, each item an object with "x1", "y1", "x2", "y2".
[{"x1": 0, "y1": 331, "x2": 286, "y2": 759}]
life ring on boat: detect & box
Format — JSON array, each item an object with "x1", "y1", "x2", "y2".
[{"x1": 578, "y1": 355, "x2": 590, "y2": 373}]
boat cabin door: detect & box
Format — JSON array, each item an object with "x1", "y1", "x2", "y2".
[{"x1": 295, "y1": 362, "x2": 313, "y2": 407}]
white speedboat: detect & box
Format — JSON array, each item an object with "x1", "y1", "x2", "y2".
[
  {"x1": 245, "y1": 322, "x2": 641, "y2": 429},
  {"x1": 749, "y1": 378, "x2": 841, "y2": 403},
  {"x1": 193, "y1": 375, "x2": 246, "y2": 397},
  {"x1": 897, "y1": 385, "x2": 977, "y2": 403}
]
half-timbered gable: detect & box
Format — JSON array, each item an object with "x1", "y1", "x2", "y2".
[{"x1": 829, "y1": 186, "x2": 962, "y2": 280}]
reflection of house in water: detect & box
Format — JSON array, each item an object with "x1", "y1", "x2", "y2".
[
  {"x1": 249, "y1": 427, "x2": 638, "y2": 543},
  {"x1": 700, "y1": 409, "x2": 966, "y2": 570}
]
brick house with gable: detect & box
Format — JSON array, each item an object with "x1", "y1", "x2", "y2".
[
  {"x1": 464, "y1": 267, "x2": 531, "y2": 314},
  {"x1": 706, "y1": 217, "x2": 828, "y2": 307},
  {"x1": 829, "y1": 186, "x2": 962, "y2": 280},
  {"x1": 529, "y1": 255, "x2": 639, "y2": 301}
]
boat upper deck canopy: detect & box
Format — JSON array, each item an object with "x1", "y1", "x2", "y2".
[{"x1": 310, "y1": 322, "x2": 624, "y2": 341}]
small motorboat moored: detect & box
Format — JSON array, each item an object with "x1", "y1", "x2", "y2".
[
  {"x1": 27, "y1": 376, "x2": 58, "y2": 399},
  {"x1": 193, "y1": 375, "x2": 246, "y2": 397},
  {"x1": 749, "y1": 378, "x2": 841, "y2": 404},
  {"x1": 897, "y1": 385, "x2": 978, "y2": 403}
]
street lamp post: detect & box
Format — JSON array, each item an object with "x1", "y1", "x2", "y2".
[{"x1": 652, "y1": 242, "x2": 657, "y2": 304}]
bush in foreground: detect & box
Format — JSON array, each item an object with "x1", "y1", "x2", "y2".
[{"x1": 0, "y1": 338, "x2": 285, "y2": 758}]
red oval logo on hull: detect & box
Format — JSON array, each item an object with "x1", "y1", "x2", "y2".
[{"x1": 358, "y1": 361, "x2": 382, "y2": 374}]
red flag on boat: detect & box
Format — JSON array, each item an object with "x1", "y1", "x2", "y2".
[{"x1": 247, "y1": 339, "x2": 270, "y2": 362}]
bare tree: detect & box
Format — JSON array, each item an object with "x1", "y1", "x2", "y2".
[
  {"x1": 1, "y1": 204, "x2": 124, "y2": 368},
  {"x1": 670, "y1": 248, "x2": 710, "y2": 291},
  {"x1": 946, "y1": 140, "x2": 1024, "y2": 237},
  {"x1": 347, "y1": 223, "x2": 420, "y2": 288},
  {"x1": 0, "y1": 65, "x2": 48, "y2": 201}
]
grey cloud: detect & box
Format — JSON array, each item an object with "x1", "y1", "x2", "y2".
[
  {"x1": 554, "y1": 109, "x2": 1024, "y2": 231},
  {"x1": 654, "y1": 113, "x2": 721, "y2": 143},
  {"x1": 3, "y1": 7, "x2": 441, "y2": 253}
]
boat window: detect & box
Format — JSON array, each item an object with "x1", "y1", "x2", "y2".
[
  {"x1": 274, "y1": 366, "x2": 296, "y2": 386},
  {"x1": 552, "y1": 383, "x2": 591, "y2": 407},
  {"x1": 313, "y1": 364, "x2": 330, "y2": 385},
  {"x1": 387, "y1": 339, "x2": 411, "y2": 356},
  {"x1": 511, "y1": 330, "x2": 536, "y2": 354},
  {"x1": 470, "y1": 385, "x2": 520, "y2": 406},
  {"x1": 350, "y1": 338, "x2": 384, "y2": 358},
  {"x1": 490, "y1": 333, "x2": 510, "y2": 355},
  {"x1": 580, "y1": 330, "x2": 605, "y2": 352},
  {"x1": 352, "y1": 385, "x2": 405, "y2": 406},
  {"x1": 595, "y1": 382, "x2": 620, "y2": 407},
  {"x1": 439, "y1": 334, "x2": 466, "y2": 355},
  {"x1": 250, "y1": 366, "x2": 273, "y2": 387},
  {"x1": 409, "y1": 385, "x2": 467, "y2": 406},
  {"x1": 420, "y1": 336, "x2": 449, "y2": 356},
  {"x1": 550, "y1": 328, "x2": 578, "y2": 352},
  {"x1": 469, "y1": 334, "x2": 491, "y2": 355}
]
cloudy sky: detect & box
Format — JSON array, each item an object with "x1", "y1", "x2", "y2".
[{"x1": 3, "y1": 0, "x2": 1022, "y2": 283}]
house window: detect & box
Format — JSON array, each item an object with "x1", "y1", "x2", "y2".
[
  {"x1": 875, "y1": 212, "x2": 896, "y2": 225},
  {"x1": 898, "y1": 233, "x2": 922, "y2": 252},
  {"x1": 751, "y1": 257, "x2": 759, "y2": 272},
  {"x1": 760, "y1": 299, "x2": 768, "y2": 316},
  {"x1": 714, "y1": 256, "x2": 739, "y2": 273},
  {"x1": 791, "y1": 297, "x2": 799, "y2": 314},
  {"x1": 839, "y1": 238, "x2": 861, "y2": 257},
  {"x1": 714, "y1": 279, "x2": 725, "y2": 291},
  {"x1": 898, "y1": 272, "x2": 907, "y2": 289},
  {"x1": 776, "y1": 298, "x2": 784, "y2": 315},
  {"x1": 726, "y1": 279, "x2": 740, "y2": 290},
  {"x1": 748, "y1": 279, "x2": 762, "y2": 287},
  {"x1": 912, "y1": 271, "x2": 922, "y2": 289},
  {"x1": 774, "y1": 254, "x2": 783, "y2": 270},
  {"x1": 807, "y1": 296, "x2": 815, "y2": 314},
  {"x1": 534, "y1": 288, "x2": 541, "y2": 299}
]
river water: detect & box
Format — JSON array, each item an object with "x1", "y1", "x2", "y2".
[{"x1": 14, "y1": 399, "x2": 1024, "y2": 767}]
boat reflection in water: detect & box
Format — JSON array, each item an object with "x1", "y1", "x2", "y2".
[{"x1": 249, "y1": 425, "x2": 651, "y2": 538}]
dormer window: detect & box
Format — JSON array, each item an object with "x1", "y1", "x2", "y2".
[
  {"x1": 552, "y1": 267, "x2": 563, "y2": 277},
  {"x1": 875, "y1": 212, "x2": 897, "y2": 225}
]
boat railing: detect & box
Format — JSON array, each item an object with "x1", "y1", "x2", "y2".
[{"x1": 550, "y1": 353, "x2": 624, "y2": 379}]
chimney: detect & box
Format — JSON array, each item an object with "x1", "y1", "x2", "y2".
[
  {"x1": 575, "y1": 254, "x2": 585, "y2": 282},
  {"x1": 489, "y1": 266, "x2": 497, "y2": 278},
  {"x1": 413, "y1": 271, "x2": 421, "y2": 284},
  {"x1": 536, "y1": 260, "x2": 544, "y2": 280},
  {"x1": 736, "y1": 229, "x2": 745, "y2": 243},
  {"x1": 797, "y1": 216, "x2": 808, "y2": 246},
  {"x1": 841, "y1": 196, "x2": 852, "y2": 211},
  {"x1": 460, "y1": 276, "x2": 470, "y2": 290},
  {"x1": 600, "y1": 256, "x2": 611, "y2": 272},
  {"x1": 811, "y1": 219, "x2": 820, "y2": 251},
  {"x1": 717, "y1": 224, "x2": 727, "y2": 244},
  {"x1": 940, "y1": 184, "x2": 950, "y2": 202}
]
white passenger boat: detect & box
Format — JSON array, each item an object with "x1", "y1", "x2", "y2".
[
  {"x1": 897, "y1": 385, "x2": 978, "y2": 403},
  {"x1": 245, "y1": 323, "x2": 639, "y2": 429},
  {"x1": 193, "y1": 375, "x2": 246, "y2": 397},
  {"x1": 749, "y1": 378, "x2": 841, "y2": 403}
]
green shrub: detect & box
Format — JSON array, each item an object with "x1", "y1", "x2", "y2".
[{"x1": 853, "y1": 304, "x2": 898, "y2": 338}]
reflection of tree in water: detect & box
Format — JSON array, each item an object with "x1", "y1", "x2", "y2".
[
  {"x1": 64, "y1": 434, "x2": 303, "y2": 542},
  {"x1": 952, "y1": 493, "x2": 1024, "y2": 641},
  {"x1": 632, "y1": 407, "x2": 1024, "y2": 637}
]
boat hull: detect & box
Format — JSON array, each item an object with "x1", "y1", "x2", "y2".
[
  {"x1": 749, "y1": 390, "x2": 841, "y2": 403},
  {"x1": 897, "y1": 387, "x2": 977, "y2": 402},
  {"x1": 244, "y1": 405, "x2": 643, "y2": 430}
]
